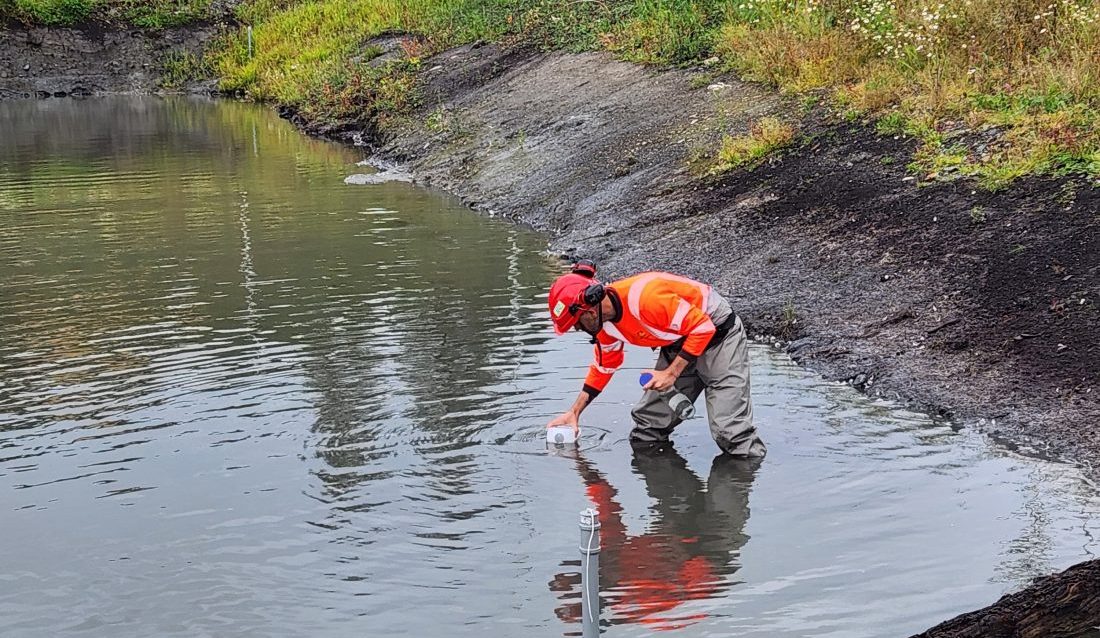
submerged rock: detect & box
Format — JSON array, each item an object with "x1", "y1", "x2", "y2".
[{"x1": 344, "y1": 170, "x2": 412, "y2": 185}]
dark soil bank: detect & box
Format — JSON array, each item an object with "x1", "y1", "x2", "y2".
[
  {"x1": 326, "y1": 42, "x2": 1099, "y2": 475},
  {"x1": 912, "y1": 558, "x2": 1100, "y2": 638},
  {"x1": 0, "y1": 22, "x2": 217, "y2": 99}
]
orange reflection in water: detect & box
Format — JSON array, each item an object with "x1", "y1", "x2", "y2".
[{"x1": 551, "y1": 447, "x2": 759, "y2": 632}]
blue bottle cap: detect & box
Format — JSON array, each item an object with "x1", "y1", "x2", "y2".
[{"x1": 639, "y1": 372, "x2": 653, "y2": 386}]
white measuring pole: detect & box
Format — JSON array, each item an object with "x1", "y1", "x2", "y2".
[{"x1": 579, "y1": 507, "x2": 601, "y2": 637}]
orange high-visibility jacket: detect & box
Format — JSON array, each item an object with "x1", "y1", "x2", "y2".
[{"x1": 583, "y1": 272, "x2": 724, "y2": 394}]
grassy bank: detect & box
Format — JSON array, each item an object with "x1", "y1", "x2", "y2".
[
  {"x1": 215, "y1": 0, "x2": 1096, "y2": 185},
  {"x1": 0, "y1": 0, "x2": 216, "y2": 27},
  {"x1": 209, "y1": 1, "x2": 616, "y2": 126}
]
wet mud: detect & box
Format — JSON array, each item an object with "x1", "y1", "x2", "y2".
[{"x1": 0, "y1": 21, "x2": 221, "y2": 99}]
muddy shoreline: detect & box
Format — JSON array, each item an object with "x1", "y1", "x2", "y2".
[
  {"x1": 0, "y1": 21, "x2": 220, "y2": 99},
  {"x1": 321, "y1": 42, "x2": 1097, "y2": 477}
]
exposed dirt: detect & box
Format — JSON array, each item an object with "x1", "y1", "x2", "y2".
[
  {"x1": 319, "y1": 42, "x2": 1099, "y2": 477},
  {"x1": 0, "y1": 21, "x2": 221, "y2": 99},
  {"x1": 910, "y1": 558, "x2": 1100, "y2": 638}
]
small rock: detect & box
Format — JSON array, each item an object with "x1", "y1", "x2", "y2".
[
  {"x1": 707, "y1": 82, "x2": 729, "y2": 92},
  {"x1": 702, "y1": 56, "x2": 720, "y2": 67},
  {"x1": 23, "y1": 64, "x2": 30, "y2": 71}
]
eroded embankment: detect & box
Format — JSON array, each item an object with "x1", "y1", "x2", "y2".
[
  {"x1": 315, "y1": 42, "x2": 1099, "y2": 475},
  {"x1": 0, "y1": 22, "x2": 218, "y2": 99}
]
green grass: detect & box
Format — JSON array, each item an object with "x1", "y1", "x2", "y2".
[
  {"x1": 713, "y1": 0, "x2": 1099, "y2": 184},
  {"x1": 206, "y1": 0, "x2": 1098, "y2": 185},
  {"x1": 0, "y1": 0, "x2": 215, "y2": 27},
  {"x1": 211, "y1": 0, "x2": 417, "y2": 122},
  {"x1": 160, "y1": 50, "x2": 212, "y2": 88},
  {"x1": 213, "y1": 1, "x2": 576, "y2": 125},
  {"x1": 1, "y1": 0, "x2": 95, "y2": 24},
  {"x1": 123, "y1": 0, "x2": 214, "y2": 28},
  {"x1": 209, "y1": 0, "x2": 745, "y2": 129},
  {"x1": 710, "y1": 116, "x2": 798, "y2": 174},
  {"x1": 602, "y1": 0, "x2": 732, "y2": 64}
]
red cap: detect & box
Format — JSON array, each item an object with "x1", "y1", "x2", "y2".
[{"x1": 548, "y1": 273, "x2": 592, "y2": 335}]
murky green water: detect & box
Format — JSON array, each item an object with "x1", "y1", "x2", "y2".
[{"x1": 1, "y1": 97, "x2": 1097, "y2": 637}]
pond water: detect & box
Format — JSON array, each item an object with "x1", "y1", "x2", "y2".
[{"x1": 1, "y1": 97, "x2": 1097, "y2": 637}]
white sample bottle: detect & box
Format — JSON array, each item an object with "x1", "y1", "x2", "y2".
[{"x1": 547, "y1": 425, "x2": 578, "y2": 446}]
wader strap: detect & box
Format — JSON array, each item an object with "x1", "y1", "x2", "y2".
[
  {"x1": 706, "y1": 312, "x2": 740, "y2": 350},
  {"x1": 661, "y1": 313, "x2": 740, "y2": 359}
]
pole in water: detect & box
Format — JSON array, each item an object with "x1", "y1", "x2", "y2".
[{"x1": 579, "y1": 507, "x2": 601, "y2": 637}]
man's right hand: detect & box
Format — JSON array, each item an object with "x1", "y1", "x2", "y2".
[{"x1": 547, "y1": 410, "x2": 579, "y2": 434}]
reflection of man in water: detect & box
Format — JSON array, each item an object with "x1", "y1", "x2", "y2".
[{"x1": 550, "y1": 447, "x2": 759, "y2": 631}]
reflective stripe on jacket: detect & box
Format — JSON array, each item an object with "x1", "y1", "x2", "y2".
[{"x1": 583, "y1": 272, "x2": 725, "y2": 392}]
